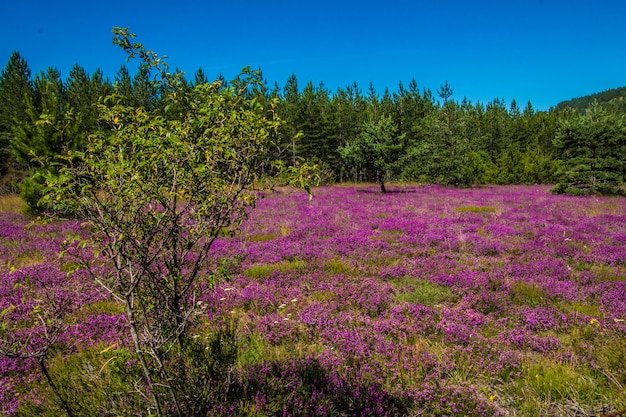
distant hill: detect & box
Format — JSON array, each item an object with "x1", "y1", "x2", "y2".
[{"x1": 555, "y1": 86, "x2": 626, "y2": 112}]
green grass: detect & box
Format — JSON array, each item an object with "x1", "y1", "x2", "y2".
[
  {"x1": 243, "y1": 259, "x2": 307, "y2": 279},
  {"x1": 391, "y1": 277, "x2": 457, "y2": 306},
  {"x1": 455, "y1": 205, "x2": 497, "y2": 213},
  {"x1": 508, "y1": 358, "x2": 622, "y2": 416},
  {"x1": 590, "y1": 264, "x2": 626, "y2": 281},
  {"x1": 560, "y1": 301, "x2": 603, "y2": 318},
  {"x1": 324, "y1": 259, "x2": 358, "y2": 275},
  {"x1": 15, "y1": 345, "x2": 143, "y2": 417},
  {"x1": 509, "y1": 281, "x2": 546, "y2": 306},
  {"x1": 246, "y1": 233, "x2": 277, "y2": 242}
]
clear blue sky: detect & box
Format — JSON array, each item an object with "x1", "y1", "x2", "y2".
[{"x1": 2, "y1": 0, "x2": 626, "y2": 110}]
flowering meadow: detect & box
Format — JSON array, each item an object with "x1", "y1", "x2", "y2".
[{"x1": 1, "y1": 185, "x2": 626, "y2": 416}]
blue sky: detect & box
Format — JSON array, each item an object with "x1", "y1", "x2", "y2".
[{"x1": 2, "y1": 0, "x2": 626, "y2": 110}]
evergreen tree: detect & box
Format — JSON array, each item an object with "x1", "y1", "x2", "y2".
[
  {"x1": 193, "y1": 67, "x2": 208, "y2": 86},
  {"x1": 279, "y1": 74, "x2": 300, "y2": 165},
  {"x1": 65, "y1": 63, "x2": 99, "y2": 133},
  {"x1": 296, "y1": 81, "x2": 335, "y2": 164},
  {"x1": 0, "y1": 51, "x2": 33, "y2": 182},
  {"x1": 394, "y1": 78, "x2": 434, "y2": 149},
  {"x1": 367, "y1": 82, "x2": 379, "y2": 122},
  {"x1": 481, "y1": 98, "x2": 510, "y2": 163},
  {"x1": 339, "y1": 115, "x2": 404, "y2": 193},
  {"x1": 114, "y1": 65, "x2": 134, "y2": 105},
  {"x1": 330, "y1": 86, "x2": 364, "y2": 180},
  {"x1": 132, "y1": 64, "x2": 160, "y2": 111},
  {"x1": 380, "y1": 88, "x2": 394, "y2": 121},
  {"x1": 312, "y1": 82, "x2": 336, "y2": 163},
  {"x1": 215, "y1": 73, "x2": 228, "y2": 91},
  {"x1": 349, "y1": 82, "x2": 369, "y2": 127},
  {"x1": 553, "y1": 101, "x2": 626, "y2": 195},
  {"x1": 436, "y1": 80, "x2": 453, "y2": 104},
  {"x1": 90, "y1": 68, "x2": 113, "y2": 99},
  {"x1": 411, "y1": 100, "x2": 485, "y2": 187},
  {"x1": 11, "y1": 67, "x2": 83, "y2": 209}
]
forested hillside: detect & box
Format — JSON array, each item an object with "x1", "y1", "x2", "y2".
[
  {"x1": 555, "y1": 86, "x2": 626, "y2": 113},
  {"x1": 1, "y1": 51, "x2": 625, "y2": 203}
]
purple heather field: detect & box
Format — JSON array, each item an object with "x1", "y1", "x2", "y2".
[{"x1": 1, "y1": 185, "x2": 626, "y2": 415}]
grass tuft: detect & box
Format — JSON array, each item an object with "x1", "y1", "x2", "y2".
[
  {"x1": 0, "y1": 194, "x2": 27, "y2": 214},
  {"x1": 324, "y1": 259, "x2": 358, "y2": 275},
  {"x1": 456, "y1": 205, "x2": 497, "y2": 213},
  {"x1": 510, "y1": 358, "x2": 620, "y2": 415},
  {"x1": 246, "y1": 233, "x2": 277, "y2": 242},
  {"x1": 392, "y1": 277, "x2": 457, "y2": 306},
  {"x1": 1, "y1": 249, "x2": 47, "y2": 272},
  {"x1": 243, "y1": 259, "x2": 307, "y2": 279},
  {"x1": 509, "y1": 281, "x2": 545, "y2": 306}
]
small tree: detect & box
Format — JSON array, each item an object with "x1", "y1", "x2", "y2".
[
  {"x1": 339, "y1": 115, "x2": 403, "y2": 193},
  {"x1": 553, "y1": 102, "x2": 626, "y2": 195},
  {"x1": 42, "y1": 28, "x2": 281, "y2": 416}
]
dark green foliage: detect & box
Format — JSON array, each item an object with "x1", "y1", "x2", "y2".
[
  {"x1": 193, "y1": 67, "x2": 208, "y2": 86},
  {"x1": 555, "y1": 85, "x2": 626, "y2": 113},
  {"x1": 339, "y1": 114, "x2": 404, "y2": 192},
  {"x1": 404, "y1": 100, "x2": 484, "y2": 187},
  {"x1": 552, "y1": 102, "x2": 626, "y2": 195},
  {"x1": 0, "y1": 52, "x2": 33, "y2": 188},
  {"x1": 297, "y1": 81, "x2": 337, "y2": 164},
  {"x1": 65, "y1": 64, "x2": 99, "y2": 133},
  {"x1": 329, "y1": 83, "x2": 367, "y2": 181},
  {"x1": 277, "y1": 73, "x2": 300, "y2": 166},
  {"x1": 10, "y1": 67, "x2": 84, "y2": 210},
  {"x1": 2, "y1": 42, "x2": 626, "y2": 195},
  {"x1": 436, "y1": 80, "x2": 454, "y2": 104},
  {"x1": 112, "y1": 65, "x2": 133, "y2": 105},
  {"x1": 0, "y1": 57, "x2": 115, "y2": 200}
]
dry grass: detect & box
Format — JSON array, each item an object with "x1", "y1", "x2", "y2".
[
  {"x1": 587, "y1": 200, "x2": 626, "y2": 217},
  {"x1": 0, "y1": 249, "x2": 47, "y2": 273},
  {"x1": 0, "y1": 194, "x2": 26, "y2": 214}
]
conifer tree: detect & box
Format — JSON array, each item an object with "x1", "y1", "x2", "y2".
[
  {"x1": 436, "y1": 80, "x2": 453, "y2": 104},
  {"x1": 553, "y1": 101, "x2": 626, "y2": 195},
  {"x1": 339, "y1": 114, "x2": 404, "y2": 193},
  {"x1": 0, "y1": 51, "x2": 33, "y2": 181},
  {"x1": 132, "y1": 64, "x2": 160, "y2": 111},
  {"x1": 330, "y1": 87, "x2": 360, "y2": 180},
  {"x1": 192, "y1": 67, "x2": 208, "y2": 86},
  {"x1": 280, "y1": 74, "x2": 301, "y2": 165},
  {"x1": 113, "y1": 65, "x2": 133, "y2": 105},
  {"x1": 65, "y1": 64, "x2": 99, "y2": 133},
  {"x1": 11, "y1": 67, "x2": 83, "y2": 208}
]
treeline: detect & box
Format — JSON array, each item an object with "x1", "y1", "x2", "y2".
[
  {"x1": 276, "y1": 77, "x2": 561, "y2": 188},
  {"x1": 555, "y1": 86, "x2": 626, "y2": 113},
  {"x1": 1, "y1": 51, "x2": 625, "y2": 203}
]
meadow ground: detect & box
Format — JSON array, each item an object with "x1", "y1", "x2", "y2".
[{"x1": 1, "y1": 185, "x2": 625, "y2": 416}]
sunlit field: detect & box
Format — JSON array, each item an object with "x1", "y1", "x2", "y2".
[{"x1": 1, "y1": 185, "x2": 625, "y2": 416}]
